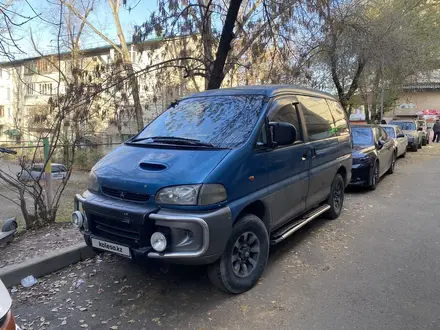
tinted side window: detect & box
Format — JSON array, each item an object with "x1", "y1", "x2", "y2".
[
  {"x1": 383, "y1": 126, "x2": 395, "y2": 138},
  {"x1": 269, "y1": 104, "x2": 303, "y2": 142},
  {"x1": 327, "y1": 100, "x2": 349, "y2": 136},
  {"x1": 299, "y1": 96, "x2": 336, "y2": 141},
  {"x1": 379, "y1": 127, "x2": 388, "y2": 140}
]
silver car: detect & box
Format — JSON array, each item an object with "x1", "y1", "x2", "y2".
[
  {"x1": 388, "y1": 119, "x2": 423, "y2": 151},
  {"x1": 381, "y1": 124, "x2": 408, "y2": 157},
  {"x1": 18, "y1": 163, "x2": 67, "y2": 182}
]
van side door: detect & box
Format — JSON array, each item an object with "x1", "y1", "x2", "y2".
[
  {"x1": 264, "y1": 97, "x2": 309, "y2": 229},
  {"x1": 298, "y1": 96, "x2": 340, "y2": 209}
]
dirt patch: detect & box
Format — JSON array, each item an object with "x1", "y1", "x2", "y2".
[{"x1": 0, "y1": 222, "x2": 82, "y2": 268}]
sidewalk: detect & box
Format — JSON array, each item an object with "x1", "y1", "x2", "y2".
[{"x1": 0, "y1": 223, "x2": 94, "y2": 287}]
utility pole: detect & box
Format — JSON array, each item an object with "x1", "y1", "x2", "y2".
[{"x1": 43, "y1": 137, "x2": 53, "y2": 210}]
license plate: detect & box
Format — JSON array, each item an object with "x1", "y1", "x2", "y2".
[{"x1": 91, "y1": 238, "x2": 131, "y2": 258}]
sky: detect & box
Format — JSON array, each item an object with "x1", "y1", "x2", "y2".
[{"x1": 5, "y1": 0, "x2": 158, "y2": 59}]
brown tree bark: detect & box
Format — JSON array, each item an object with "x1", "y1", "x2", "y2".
[{"x1": 207, "y1": 0, "x2": 243, "y2": 90}]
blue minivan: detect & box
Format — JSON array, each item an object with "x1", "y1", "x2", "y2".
[{"x1": 72, "y1": 85, "x2": 352, "y2": 293}]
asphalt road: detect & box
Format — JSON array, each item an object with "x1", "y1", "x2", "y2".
[{"x1": 11, "y1": 145, "x2": 440, "y2": 330}]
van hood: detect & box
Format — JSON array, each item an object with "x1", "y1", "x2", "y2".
[
  {"x1": 93, "y1": 145, "x2": 231, "y2": 195},
  {"x1": 0, "y1": 279, "x2": 11, "y2": 319}
]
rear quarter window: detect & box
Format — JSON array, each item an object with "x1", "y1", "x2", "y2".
[
  {"x1": 327, "y1": 100, "x2": 350, "y2": 136},
  {"x1": 299, "y1": 96, "x2": 336, "y2": 141}
]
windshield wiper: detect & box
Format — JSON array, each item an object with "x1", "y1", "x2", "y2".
[{"x1": 128, "y1": 136, "x2": 217, "y2": 148}]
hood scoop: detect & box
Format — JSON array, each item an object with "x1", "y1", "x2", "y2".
[{"x1": 139, "y1": 162, "x2": 167, "y2": 171}]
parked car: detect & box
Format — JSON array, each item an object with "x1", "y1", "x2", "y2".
[
  {"x1": 0, "y1": 279, "x2": 20, "y2": 330},
  {"x1": 17, "y1": 163, "x2": 67, "y2": 182},
  {"x1": 72, "y1": 85, "x2": 352, "y2": 293},
  {"x1": 381, "y1": 124, "x2": 408, "y2": 158},
  {"x1": 416, "y1": 119, "x2": 430, "y2": 145},
  {"x1": 350, "y1": 125, "x2": 395, "y2": 190},
  {"x1": 388, "y1": 119, "x2": 423, "y2": 151}
]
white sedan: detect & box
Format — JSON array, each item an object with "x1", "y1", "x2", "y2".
[
  {"x1": 17, "y1": 163, "x2": 67, "y2": 182},
  {"x1": 381, "y1": 124, "x2": 408, "y2": 158}
]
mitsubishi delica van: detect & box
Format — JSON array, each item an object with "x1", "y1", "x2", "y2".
[{"x1": 72, "y1": 85, "x2": 352, "y2": 293}]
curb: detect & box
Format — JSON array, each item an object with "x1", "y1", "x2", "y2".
[{"x1": 0, "y1": 242, "x2": 95, "y2": 288}]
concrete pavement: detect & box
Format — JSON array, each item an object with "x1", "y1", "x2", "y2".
[{"x1": 10, "y1": 146, "x2": 440, "y2": 330}]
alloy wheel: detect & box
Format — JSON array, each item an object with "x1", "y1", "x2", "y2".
[
  {"x1": 333, "y1": 180, "x2": 343, "y2": 211},
  {"x1": 231, "y1": 232, "x2": 260, "y2": 278}
]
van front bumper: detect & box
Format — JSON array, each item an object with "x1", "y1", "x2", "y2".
[{"x1": 74, "y1": 192, "x2": 232, "y2": 265}]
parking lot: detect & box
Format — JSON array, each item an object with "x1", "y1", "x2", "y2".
[{"x1": 9, "y1": 145, "x2": 440, "y2": 330}]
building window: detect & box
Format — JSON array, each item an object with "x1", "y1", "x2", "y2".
[
  {"x1": 26, "y1": 83, "x2": 35, "y2": 95},
  {"x1": 39, "y1": 83, "x2": 52, "y2": 95},
  {"x1": 37, "y1": 58, "x2": 54, "y2": 74},
  {"x1": 24, "y1": 62, "x2": 37, "y2": 75},
  {"x1": 0, "y1": 106, "x2": 4, "y2": 117}
]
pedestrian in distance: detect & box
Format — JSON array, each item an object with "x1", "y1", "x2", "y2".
[{"x1": 432, "y1": 119, "x2": 440, "y2": 143}]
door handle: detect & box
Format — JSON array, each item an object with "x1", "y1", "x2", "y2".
[{"x1": 301, "y1": 152, "x2": 308, "y2": 161}]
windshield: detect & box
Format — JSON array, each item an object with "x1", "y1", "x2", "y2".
[
  {"x1": 134, "y1": 95, "x2": 265, "y2": 148},
  {"x1": 352, "y1": 127, "x2": 374, "y2": 146},
  {"x1": 390, "y1": 121, "x2": 416, "y2": 130},
  {"x1": 383, "y1": 127, "x2": 395, "y2": 138}
]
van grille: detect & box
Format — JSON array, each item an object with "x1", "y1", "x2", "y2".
[
  {"x1": 92, "y1": 215, "x2": 141, "y2": 246},
  {"x1": 101, "y1": 186, "x2": 150, "y2": 203}
]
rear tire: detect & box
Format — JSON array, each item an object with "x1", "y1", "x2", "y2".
[
  {"x1": 422, "y1": 138, "x2": 427, "y2": 146},
  {"x1": 324, "y1": 174, "x2": 345, "y2": 220},
  {"x1": 412, "y1": 144, "x2": 418, "y2": 152},
  {"x1": 207, "y1": 214, "x2": 269, "y2": 294},
  {"x1": 368, "y1": 161, "x2": 379, "y2": 190}
]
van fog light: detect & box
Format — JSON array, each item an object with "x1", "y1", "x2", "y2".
[
  {"x1": 151, "y1": 232, "x2": 167, "y2": 252},
  {"x1": 72, "y1": 211, "x2": 84, "y2": 229}
]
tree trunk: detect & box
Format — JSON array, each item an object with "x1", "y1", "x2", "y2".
[
  {"x1": 109, "y1": 0, "x2": 144, "y2": 131},
  {"x1": 207, "y1": 0, "x2": 243, "y2": 90}
]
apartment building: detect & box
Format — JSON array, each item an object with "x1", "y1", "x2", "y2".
[
  {"x1": 0, "y1": 68, "x2": 15, "y2": 142},
  {"x1": 0, "y1": 36, "x2": 205, "y2": 144}
]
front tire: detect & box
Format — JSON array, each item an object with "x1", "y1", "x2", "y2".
[
  {"x1": 207, "y1": 214, "x2": 269, "y2": 294},
  {"x1": 422, "y1": 137, "x2": 427, "y2": 146},
  {"x1": 324, "y1": 174, "x2": 345, "y2": 220}
]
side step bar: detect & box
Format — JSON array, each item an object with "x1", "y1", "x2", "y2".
[{"x1": 270, "y1": 204, "x2": 331, "y2": 245}]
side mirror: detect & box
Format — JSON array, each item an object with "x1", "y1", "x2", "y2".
[
  {"x1": 270, "y1": 122, "x2": 297, "y2": 146},
  {"x1": 397, "y1": 133, "x2": 405, "y2": 138},
  {"x1": 377, "y1": 140, "x2": 385, "y2": 149},
  {"x1": 417, "y1": 127, "x2": 423, "y2": 131}
]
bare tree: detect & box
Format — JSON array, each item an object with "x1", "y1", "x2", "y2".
[
  {"x1": 135, "y1": 0, "x2": 299, "y2": 90},
  {"x1": 60, "y1": 0, "x2": 144, "y2": 131},
  {"x1": 296, "y1": 0, "x2": 440, "y2": 113},
  {"x1": 0, "y1": 1, "x2": 125, "y2": 229}
]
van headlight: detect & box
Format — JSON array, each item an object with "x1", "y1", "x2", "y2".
[
  {"x1": 155, "y1": 184, "x2": 227, "y2": 206},
  {"x1": 88, "y1": 171, "x2": 99, "y2": 192}
]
